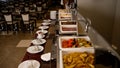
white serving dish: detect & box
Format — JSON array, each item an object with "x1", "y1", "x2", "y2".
[
  {"x1": 43, "y1": 19, "x2": 51, "y2": 23},
  {"x1": 59, "y1": 48, "x2": 95, "y2": 68},
  {"x1": 38, "y1": 26, "x2": 49, "y2": 30},
  {"x1": 18, "y1": 60, "x2": 40, "y2": 68},
  {"x1": 58, "y1": 13, "x2": 72, "y2": 20},
  {"x1": 36, "y1": 30, "x2": 48, "y2": 34},
  {"x1": 58, "y1": 36, "x2": 93, "y2": 50},
  {"x1": 41, "y1": 52, "x2": 51, "y2": 62},
  {"x1": 59, "y1": 9, "x2": 71, "y2": 14},
  {"x1": 59, "y1": 25, "x2": 78, "y2": 34},
  {"x1": 42, "y1": 23, "x2": 51, "y2": 26},
  {"x1": 59, "y1": 21, "x2": 77, "y2": 25},
  {"x1": 37, "y1": 34, "x2": 45, "y2": 39},
  {"x1": 27, "y1": 46, "x2": 44, "y2": 54}
]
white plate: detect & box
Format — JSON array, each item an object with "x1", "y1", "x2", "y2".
[
  {"x1": 43, "y1": 19, "x2": 51, "y2": 23},
  {"x1": 27, "y1": 46, "x2": 44, "y2": 54},
  {"x1": 37, "y1": 35, "x2": 45, "y2": 39},
  {"x1": 32, "y1": 39, "x2": 46, "y2": 45},
  {"x1": 38, "y1": 26, "x2": 49, "y2": 29},
  {"x1": 41, "y1": 52, "x2": 51, "y2": 61},
  {"x1": 42, "y1": 23, "x2": 51, "y2": 26},
  {"x1": 18, "y1": 60, "x2": 40, "y2": 68},
  {"x1": 36, "y1": 30, "x2": 48, "y2": 34}
]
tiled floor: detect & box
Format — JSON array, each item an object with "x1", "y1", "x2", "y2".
[{"x1": 0, "y1": 31, "x2": 35, "y2": 68}]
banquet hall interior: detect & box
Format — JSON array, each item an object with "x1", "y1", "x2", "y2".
[{"x1": 0, "y1": 0, "x2": 120, "y2": 68}]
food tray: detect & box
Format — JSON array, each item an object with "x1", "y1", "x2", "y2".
[
  {"x1": 58, "y1": 13, "x2": 72, "y2": 20},
  {"x1": 58, "y1": 36, "x2": 93, "y2": 50},
  {"x1": 59, "y1": 21, "x2": 77, "y2": 25},
  {"x1": 59, "y1": 48, "x2": 95, "y2": 68},
  {"x1": 58, "y1": 9, "x2": 71, "y2": 14},
  {"x1": 59, "y1": 25, "x2": 78, "y2": 34}
]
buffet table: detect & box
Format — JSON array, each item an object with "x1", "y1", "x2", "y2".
[
  {"x1": 19, "y1": 17, "x2": 85, "y2": 68},
  {"x1": 18, "y1": 9, "x2": 120, "y2": 68}
]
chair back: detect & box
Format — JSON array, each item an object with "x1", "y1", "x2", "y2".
[
  {"x1": 4, "y1": 14, "x2": 12, "y2": 22},
  {"x1": 29, "y1": 8, "x2": 36, "y2": 12},
  {"x1": 24, "y1": 7, "x2": 29, "y2": 12},
  {"x1": 21, "y1": 14, "x2": 29, "y2": 21},
  {"x1": 21, "y1": 14, "x2": 29, "y2": 24},
  {"x1": 4, "y1": 14, "x2": 13, "y2": 24},
  {"x1": 37, "y1": 7, "x2": 42, "y2": 12},
  {"x1": 42, "y1": 3, "x2": 46, "y2": 9}
]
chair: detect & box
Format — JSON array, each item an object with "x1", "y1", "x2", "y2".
[
  {"x1": 1, "y1": 8, "x2": 9, "y2": 14},
  {"x1": 24, "y1": 7, "x2": 29, "y2": 12},
  {"x1": 36, "y1": 6, "x2": 43, "y2": 19},
  {"x1": 0, "y1": 21, "x2": 5, "y2": 31},
  {"x1": 4, "y1": 14, "x2": 19, "y2": 32},
  {"x1": 0, "y1": 14, "x2": 5, "y2": 31},
  {"x1": 37, "y1": 6, "x2": 42, "y2": 12},
  {"x1": 29, "y1": 6, "x2": 37, "y2": 24},
  {"x1": 42, "y1": 3, "x2": 47, "y2": 10},
  {"x1": 21, "y1": 13, "x2": 35, "y2": 31},
  {"x1": 14, "y1": 3, "x2": 19, "y2": 7}
]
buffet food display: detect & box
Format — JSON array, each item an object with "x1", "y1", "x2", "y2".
[
  {"x1": 58, "y1": 35, "x2": 95, "y2": 68},
  {"x1": 58, "y1": 36, "x2": 92, "y2": 49},
  {"x1": 59, "y1": 21, "x2": 78, "y2": 34},
  {"x1": 60, "y1": 21, "x2": 76, "y2": 25},
  {"x1": 59, "y1": 9, "x2": 71, "y2": 13},
  {"x1": 58, "y1": 9, "x2": 72, "y2": 20},
  {"x1": 58, "y1": 9, "x2": 95, "y2": 68},
  {"x1": 59, "y1": 13, "x2": 72, "y2": 20},
  {"x1": 62, "y1": 52, "x2": 94, "y2": 68},
  {"x1": 18, "y1": 8, "x2": 120, "y2": 68},
  {"x1": 59, "y1": 48, "x2": 95, "y2": 68},
  {"x1": 56, "y1": 9, "x2": 120, "y2": 68}
]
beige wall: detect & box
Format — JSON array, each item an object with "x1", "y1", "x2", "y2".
[
  {"x1": 112, "y1": 0, "x2": 120, "y2": 52},
  {"x1": 77, "y1": 0, "x2": 117, "y2": 43}
]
